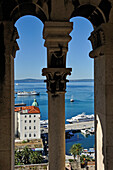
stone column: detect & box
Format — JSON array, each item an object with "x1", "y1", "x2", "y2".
[
  {"x1": 42, "y1": 22, "x2": 73, "y2": 170},
  {"x1": 89, "y1": 23, "x2": 113, "y2": 170},
  {"x1": 0, "y1": 21, "x2": 19, "y2": 170}
]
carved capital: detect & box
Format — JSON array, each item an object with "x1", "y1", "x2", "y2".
[
  {"x1": 42, "y1": 68, "x2": 72, "y2": 94},
  {"x1": 89, "y1": 28, "x2": 105, "y2": 51},
  {"x1": 89, "y1": 23, "x2": 113, "y2": 58}
]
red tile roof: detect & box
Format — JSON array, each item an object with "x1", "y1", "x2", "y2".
[{"x1": 15, "y1": 106, "x2": 40, "y2": 114}]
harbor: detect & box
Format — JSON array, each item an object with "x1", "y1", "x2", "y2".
[{"x1": 15, "y1": 80, "x2": 94, "y2": 154}]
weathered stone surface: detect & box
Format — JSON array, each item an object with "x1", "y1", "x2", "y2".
[
  {"x1": 0, "y1": 151, "x2": 12, "y2": 170},
  {"x1": 15, "y1": 163, "x2": 48, "y2": 170},
  {"x1": 89, "y1": 23, "x2": 113, "y2": 170},
  {"x1": 0, "y1": 21, "x2": 16, "y2": 170},
  {"x1": 1, "y1": 1, "x2": 113, "y2": 170},
  {"x1": 42, "y1": 21, "x2": 72, "y2": 170}
]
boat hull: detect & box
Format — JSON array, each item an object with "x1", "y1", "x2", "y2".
[
  {"x1": 67, "y1": 118, "x2": 94, "y2": 124},
  {"x1": 17, "y1": 92, "x2": 40, "y2": 96}
]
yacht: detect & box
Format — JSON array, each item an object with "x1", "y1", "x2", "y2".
[
  {"x1": 66, "y1": 112, "x2": 94, "y2": 123},
  {"x1": 81, "y1": 129, "x2": 90, "y2": 135},
  {"x1": 17, "y1": 91, "x2": 40, "y2": 96}
]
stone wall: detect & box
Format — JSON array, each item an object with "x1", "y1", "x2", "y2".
[{"x1": 15, "y1": 163, "x2": 48, "y2": 170}]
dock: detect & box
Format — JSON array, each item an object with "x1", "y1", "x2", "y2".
[
  {"x1": 65, "y1": 120, "x2": 94, "y2": 131},
  {"x1": 41, "y1": 120, "x2": 94, "y2": 134}
]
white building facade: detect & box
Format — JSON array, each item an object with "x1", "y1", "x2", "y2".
[{"x1": 15, "y1": 105, "x2": 40, "y2": 140}]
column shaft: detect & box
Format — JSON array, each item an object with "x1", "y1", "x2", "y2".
[
  {"x1": 43, "y1": 21, "x2": 73, "y2": 170},
  {"x1": 0, "y1": 21, "x2": 19, "y2": 170},
  {"x1": 48, "y1": 92, "x2": 65, "y2": 170},
  {"x1": 89, "y1": 23, "x2": 113, "y2": 170}
]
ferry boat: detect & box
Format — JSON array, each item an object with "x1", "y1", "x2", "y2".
[
  {"x1": 40, "y1": 120, "x2": 48, "y2": 126},
  {"x1": 66, "y1": 112, "x2": 94, "y2": 124},
  {"x1": 15, "y1": 103, "x2": 26, "y2": 107},
  {"x1": 17, "y1": 91, "x2": 40, "y2": 96},
  {"x1": 40, "y1": 120, "x2": 48, "y2": 128}
]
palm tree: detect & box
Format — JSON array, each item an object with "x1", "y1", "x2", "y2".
[
  {"x1": 22, "y1": 146, "x2": 31, "y2": 164},
  {"x1": 29, "y1": 151, "x2": 43, "y2": 164},
  {"x1": 69, "y1": 143, "x2": 83, "y2": 161},
  {"x1": 15, "y1": 149, "x2": 23, "y2": 165}
]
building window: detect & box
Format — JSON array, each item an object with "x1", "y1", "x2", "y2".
[
  {"x1": 34, "y1": 134, "x2": 36, "y2": 137},
  {"x1": 29, "y1": 120, "x2": 31, "y2": 123},
  {"x1": 34, "y1": 115, "x2": 36, "y2": 117},
  {"x1": 25, "y1": 115, "x2": 27, "y2": 118},
  {"x1": 34, "y1": 126, "x2": 36, "y2": 129},
  {"x1": 29, "y1": 134, "x2": 31, "y2": 137},
  {"x1": 34, "y1": 120, "x2": 36, "y2": 123},
  {"x1": 29, "y1": 126, "x2": 31, "y2": 130},
  {"x1": 25, "y1": 120, "x2": 27, "y2": 123},
  {"x1": 25, "y1": 126, "x2": 27, "y2": 130},
  {"x1": 25, "y1": 134, "x2": 27, "y2": 137},
  {"x1": 29, "y1": 115, "x2": 31, "y2": 118}
]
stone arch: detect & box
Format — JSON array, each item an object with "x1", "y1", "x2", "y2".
[
  {"x1": 10, "y1": 2, "x2": 47, "y2": 24},
  {"x1": 70, "y1": 0, "x2": 111, "y2": 27}
]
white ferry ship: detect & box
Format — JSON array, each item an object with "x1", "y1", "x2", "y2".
[
  {"x1": 40, "y1": 120, "x2": 48, "y2": 128},
  {"x1": 17, "y1": 91, "x2": 40, "y2": 96},
  {"x1": 66, "y1": 112, "x2": 94, "y2": 124}
]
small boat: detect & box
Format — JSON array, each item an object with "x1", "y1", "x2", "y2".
[
  {"x1": 17, "y1": 91, "x2": 40, "y2": 96},
  {"x1": 68, "y1": 131, "x2": 74, "y2": 136},
  {"x1": 88, "y1": 127, "x2": 95, "y2": 134},
  {"x1": 16, "y1": 83, "x2": 19, "y2": 86},
  {"x1": 70, "y1": 98, "x2": 74, "y2": 102},
  {"x1": 70, "y1": 95, "x2": 74, "y2": 102},
  {"x1": 81, "y1": 129, "x2": 90, "y2": 135}
]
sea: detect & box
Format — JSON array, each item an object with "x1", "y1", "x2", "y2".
[{"x1": 15, "y1": 79, "x2": 94, "y2": 155}]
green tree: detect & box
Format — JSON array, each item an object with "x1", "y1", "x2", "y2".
[
  {"x1": 15, "y1": 147, "x2": 43, "y2": 165},
  {"x1": 69, "y1": 143, "x2": 83, "y2": 161},
  {"x1": 80, "y1": 154, "x2": 86, "y2": 163},
  {"x1": 29, "y1": 151, "x2": 43, "y2": 164},
  {"x1": 15, "y1": 149, "x2": 23, "y2": 165},
  {"x1": 21, "y1": 146, "x2": 31, "y2": 164}
]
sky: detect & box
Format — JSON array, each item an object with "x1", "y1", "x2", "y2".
[{"x1": 15, "y1": 16, "x2": 94, "y2": 80}]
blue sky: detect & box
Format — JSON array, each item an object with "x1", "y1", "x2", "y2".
[{"x1": 15, "y1": 16, "x2": 94, "y2": 80}]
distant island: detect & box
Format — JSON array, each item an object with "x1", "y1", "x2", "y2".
[
  {"x1": 15, "y1": 79, "x2": 44, "y2": 83},
  {"x1": 15, "y1": 78, "x2": 94, "y2": 83}
]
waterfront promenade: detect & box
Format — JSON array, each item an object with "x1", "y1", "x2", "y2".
[{"x1": 41, "y1": 120, "x2": 94, "y2": 134}]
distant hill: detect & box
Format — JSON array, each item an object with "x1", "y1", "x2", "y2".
[
  {"x1": 69, "y1": 79, "x2": 94, "y2": 82},
  {"x1": 15, "y1": 79, "x2": 45, "y2": 83},
  {"x1": 15, "y1": 78, "x2": 94, "y2": 83}
]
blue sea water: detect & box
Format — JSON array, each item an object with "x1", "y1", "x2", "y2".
[{"x1": 15, "y1": 80, "x2": 94, "y2": 154}]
